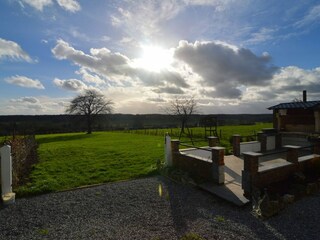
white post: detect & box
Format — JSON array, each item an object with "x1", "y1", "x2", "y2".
[
  {"x1": 164, "y1": 133, "x2": 172, "y2": 167},
  {"x1": 1, "y1": 145, "x2": 15, "y2": 205}
]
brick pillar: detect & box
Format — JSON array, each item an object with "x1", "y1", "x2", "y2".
[
  {"x1": 284, "y1": 145, "x2": 300, "y2": 164},
  {"x1": 258, "y1": 133, "x2": 267, "y2": 152},
  {"x1": 233, "y1": 134, "x2": 241, "y2": 157},
  {"x1": 208, "y1": 136, "x2": 218, "y2": 147},
  {"x1": 314, "y1": 111, "x2": 320, "y2": 132},
  {"x1": 313, "y1": 138, "x2": 320, "y2": 154},
  {"x1": 242, "y1": 152, "x2": 261, "y2": 198},
  {"x1": 211, "y1": 147, "x2": 225, "y2": 184},
  {"x1": 171, "y1": 140, "x2": 180, "y2": 166},
  {"x1": 275, "y1": 132, "x2": 282, "y2": 149}
]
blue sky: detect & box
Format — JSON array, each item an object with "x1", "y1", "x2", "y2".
[{"x1": 1, "y1": 0, "x2": 320, "y2": 115}]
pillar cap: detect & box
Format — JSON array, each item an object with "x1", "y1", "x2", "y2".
[
  {"x1": 242, "y1": 152, "x2": 262, "y2": 157},
  {"x1": 211, "y1": 146, "x2": 225, "y2": 150},
  {"x1": 283, "y1": 145, "x2": 301, "y2": 149}
]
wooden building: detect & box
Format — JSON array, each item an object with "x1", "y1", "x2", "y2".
[{"x1": 268, "y1": 91, "x2": 320, "y2": 133}]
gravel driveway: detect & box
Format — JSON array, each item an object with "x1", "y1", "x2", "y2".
[{"x1": 0, "y1": 176, "x2": 319, "y2": 240}]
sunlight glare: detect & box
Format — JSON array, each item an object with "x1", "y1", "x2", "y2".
[{"x1": 135, "y1": 45, "x2": 173, "y2": 72}]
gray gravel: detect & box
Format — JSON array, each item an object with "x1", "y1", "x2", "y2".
[{"x1": 0, "y1": 176, "x2": 319, "y2": 240}]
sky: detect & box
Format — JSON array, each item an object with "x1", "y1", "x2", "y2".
[{"x1": 1, "y1": 0, "x2": 320, "y2": 115}]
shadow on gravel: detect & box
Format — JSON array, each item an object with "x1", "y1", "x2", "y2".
[{"x1": 159, "y1": 176, "x2": 320, "y2": 240}]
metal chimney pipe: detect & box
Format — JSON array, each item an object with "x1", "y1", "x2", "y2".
[{"x1": 303, "y1": 90, "x2": 307, "y2": 102}]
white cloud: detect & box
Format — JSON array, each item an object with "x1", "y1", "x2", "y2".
[
  {"x1": 240, "y1": 66, "x2": 320, "y2": 106},
  {"x1": 110, "y1": 1, "x2": 182, "y2": 37},
  {"x1": 5, "y1": 75, "x2": 45, "y2": 89},
  {"x1": 21, "y1": 0, "x2": 53, "y2": 11},
  {"x1": 21, "y1": 0, "x2": 81, "y2": 12},
  {"x1": 76, "y1": 68, "x2": 106, "y2": 85},
  {"x1": 10, "y1": 96, "x2": 40, "y2": 104},
  {"x1": 295, "y1": 4, "x2": 320, "y2": 28},
  {"x1": 56, "y1": 0, "x2": 81, "y2": 12},
  {"x1": 53, "y1": 78, "x2": 87, "y2": 91},
  {"x1": 0, "y1": 38, "x2": 33, "y2": 62},
  {"x1": 246, "y1": 27, "x2": 276, "y2": 45},
  {"x1": 1, "y1": 95, "x2": 72, "y2": 115},
  {"x1": 51, "y1": 39, "x2": 188, "y2": 90}
]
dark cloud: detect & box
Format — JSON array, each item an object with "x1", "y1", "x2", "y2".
[
  {"x1": 153, "y1": 86, "x2": 184, "y2": 94},
  {"x1": 174, "y1": 40, "x2": 278, "y2": 98}
]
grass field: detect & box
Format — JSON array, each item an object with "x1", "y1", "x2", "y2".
[
  {"x1": 14, "y1": 122, "x2": 272, "y2": 196},
  {"x1": 125, "y1": 122, "x2": 272, "y2": 152},
  {"x1": 16, "y1": 132, "x2": 164, "y2": 196}
]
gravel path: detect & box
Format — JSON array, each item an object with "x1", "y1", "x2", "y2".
[{"x1": 0, "y1": 176, "x2": 319, "y2": 240}]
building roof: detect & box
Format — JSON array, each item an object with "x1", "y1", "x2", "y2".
[{"x1": 268, "y1": 101, "x2": 320, "y2": 110}]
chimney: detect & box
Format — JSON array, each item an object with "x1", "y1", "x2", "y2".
[{"x1": 303, "y1": 90, "x2": 307, "y2": 102}]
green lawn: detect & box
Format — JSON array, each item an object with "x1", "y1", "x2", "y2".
[
  {"x1": 15, "y1": 122, "x2": 272, "y2": 196},
  {"x1": 16, "y1": 132, "x2": 164, "y2": 196}
]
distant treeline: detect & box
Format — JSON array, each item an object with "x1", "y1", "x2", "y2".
[{"x1": 0, "y1": 113, "x2": 272, "y2": 136}]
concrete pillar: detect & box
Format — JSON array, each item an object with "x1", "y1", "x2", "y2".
[
  {"x1": 208, "y1": 136, "x2": 218, "y2": 147},
  {"x1": 232, "y1": 134, "x2": 241, "y2": 157},
  {"x1": 211, "y1": 147, "x2": 225, "y2": 184},
  {"x1": 1, "y1": 145, "x2": 16, "y2": 205},
  {"x1": 284, "y1": 145, "x2": 300, "y2": 164},
  {"x1": 242, "y1": 152, "x2": 261, "y2": 198},
  {"x1": 164, "y1": 133, "x2": 172, "y2": 166}
]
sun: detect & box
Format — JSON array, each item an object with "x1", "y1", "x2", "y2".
[{"x1": 134, "y1": 45, "x2": 173, "y2": 72}]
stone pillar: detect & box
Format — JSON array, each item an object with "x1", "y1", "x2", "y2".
[
  {"x1": 1, "y1": 145, "x2": 16, "y2": 205},
  {"x1": 233, "y1": 134, "x2": 241, "y2": 157},
  {"x1": 211, "y1": 147, "x2": 225, "y2": 184},
  {"x1": 164, "y1": 133, "x2": 172, "y2": 166},
  {"x1": 242, "y1": 152, "x2": 261, "y2": 198},
  {"x1": 284, "y1": 145, "x2": 300, "y2": 164},
  {"x1": 208, "y1": 136, "x2": 218, "y2": 147}
]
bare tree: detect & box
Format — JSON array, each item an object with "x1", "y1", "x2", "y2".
[
  {"x1": 166, "y1": 96, "x2": 197, "y2": 137},
  {"x1": 66, "y1": 90, "x2": 113, "y2": 134}
]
